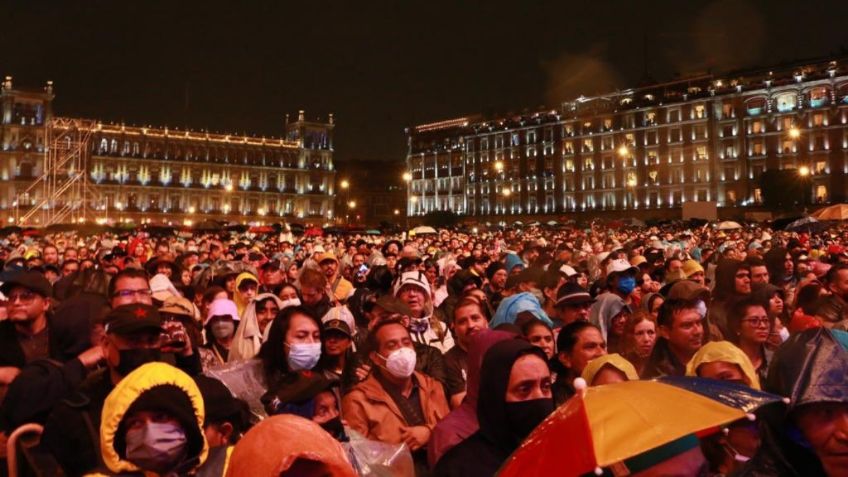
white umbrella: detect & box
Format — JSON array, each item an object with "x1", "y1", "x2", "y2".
[
  {"x1": 410, "y1": 225, "x2": 437, "y2": 235},
  {"x1": 812, "y1": 204, "x2": 848, "y2": 221},
  {"x1": 716, "y1": 221, "x2": 743, "y2": 230}
]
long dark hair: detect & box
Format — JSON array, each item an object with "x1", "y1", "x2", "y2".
[{"x1": 258, "y1": 305, "x2": 320, "y2": 380}]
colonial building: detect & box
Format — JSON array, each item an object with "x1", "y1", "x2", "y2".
[
  {"x1": 0, "y1": 76, "x2": 335, "y2": 226},
  {"x1": 406, "y1": 56, "x2": 848, "y2": 218},
  {"x1": 334, "y1": 158, "x2": 406, "y2": 225}
]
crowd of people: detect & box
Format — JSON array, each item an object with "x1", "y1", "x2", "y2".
[{"x1": 0, "y1": 221, "x2": 846, "y2": 476}]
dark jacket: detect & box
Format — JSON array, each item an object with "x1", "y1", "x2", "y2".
[
  {"x1": 0, "y1": 294, "x2": 106, "y2": 431},
  {"x1": 737, "y1": 328, "x2": 848, "y2": 476},
  {"x1": 641, "y1": 338, "x2": 686, "y2": 379},
  {"x1": 435, "y1": 340, "x2": 549, "y2": 477},
  {"x1": 709, "y1": 258, "x2": 747, "y2": 338}
]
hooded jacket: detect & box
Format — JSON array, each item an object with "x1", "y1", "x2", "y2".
[
  {"x1": 490, "y1": 292, "x2": 553, "y2": 328},
  {"x1": 738, "y1": 328, "x2": 848, "y2": 477},
  {"x1": 225, "y1": 414, "x2": 355, "y2": 477},
  {"x1": 434, "y1": 340, "x2": 550, "y2": 477},
  {"x1": 233, "y1": 272, "x2": 259, "y2": 318},
  {"x1": 91, "y1": 362, "x2": 208, "y2": 476},
  {"x1": 228, "y1": 293, "x2": 285, "y2": 363},
  {"x1": 427, "y1": 330, "x2": 516, "y2": 468},
  {"x1": 588, "y1": 292, "x2": 630, "y2": 341}
]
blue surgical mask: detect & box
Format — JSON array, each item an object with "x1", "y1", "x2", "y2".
[
  {"x1": 616, "y1": 276, "x2": 636, "y2": 296},
  {"x1": 286, "y1": 342, "x2": 321, "y2": 371}
]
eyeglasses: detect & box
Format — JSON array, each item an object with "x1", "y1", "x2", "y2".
[
  {"x1": 6, "y1": 291, "x2": 37, "y2": 303},
  {"x1": 742, "y1": 317, "x2": 770, "y2": 327},
  {"x1": 113, "y1": 289, "x2": 153, "y2": 299}
]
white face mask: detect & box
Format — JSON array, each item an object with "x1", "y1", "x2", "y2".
[
  {"x1": 280, "y1": 298, "x2": 302, "y2": 309},
  {"x1": 378, "y1": 347, "x2": 417, "y2": 379},
  {"x1": 287, "y1": 342, "x2": 321, "y2": 371}
]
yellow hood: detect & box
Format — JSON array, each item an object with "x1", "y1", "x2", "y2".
[
  {"x1": 100, "y1": 362, "x2": 208, "y2": 474},
  {"x1": 234, "y1": 272, "x2": 259, "y2": 317},
  {"x1": 685, "y1": 341, "x2": 761, "y2": 390}
]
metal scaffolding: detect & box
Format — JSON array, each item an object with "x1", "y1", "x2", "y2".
[{"x1": 16, "y1": 117, "x2": 100, "y2": 226}]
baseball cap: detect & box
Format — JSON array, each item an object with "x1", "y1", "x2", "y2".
[
  {"x1": 555, "y1": 282, "x2": 595, "y2": 308},
  {"x1": 0, "y1": 269, "x2": 52, "y2": 297},
  {"x1": 321, "y1": 306, "x2": 355, "y2": 337},
  {"x1": 104, "y1": 303, "x2": 164, "y2": 335},
  {"x1": 317, "y1": 252, "x2": 338, "y2": 264},
  {"x1": 394, "y1": 271, "x2": 429, "y2": 296},
  {"x1": 606, "y1": 258, "x2": 638, "y2": 276}
]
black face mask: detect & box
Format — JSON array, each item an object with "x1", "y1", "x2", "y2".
[
  {"x1": 320, "y1": 417, "x2": 347, "y2": 442},
  {"x1": 116, "y1": 348, "x2": 162, "y2": 377},
  {"x1": 505, "y1": 398, "x2": 554, "y2": 444}
]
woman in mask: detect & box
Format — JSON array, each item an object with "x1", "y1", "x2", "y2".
[
  {"x1": 277, "y1": 283, "x2": 300, "y2": 304},
  {"x1": 228, "y1": 294, "x2": 285, "y2": 363},
  {"x1": 258, "y1": 305, "x2": 322, "y2": 401},
  {"x1": 202, "y1": 299, "x2": 239, "y2": 366},
  {"x1": 97, "y1": 362, "x2": 207, "y2": 477},
  {"x1": 435, "y1": 338, "x2": 554, "y2": 477}
]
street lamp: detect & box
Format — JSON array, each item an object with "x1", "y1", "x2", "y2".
[
  {"x1": 402, "y1": 172, "x2": 412, "y2": 182},
  {"x1": 224, "y1": 183, "x2": 233, "y2": 192},
  {"x1": 348, "y1": 200, "x2": 356, "y2": 209},
  {"x1": 340, "y1": 179, "x2": 349, "y2": 190},
  {"x1": 494, "y1": 161, "x2": 504, "y2": 173},
  {"x1": 788, "y1": 127, "x2": 801, "y2": 140},
  {"x1": 502, "y1": 188, "x2": 512, "y2": 197},
  {"x1": 617, "y1": 145, "x2": 630, "y2": 158},
  {"x1": 798, "y1": 166, "x2": 810, "y2": 177}
]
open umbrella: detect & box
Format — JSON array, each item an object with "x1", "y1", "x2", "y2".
[
  {"x1": 811, "y1": 203, "x2": 848, "y2": 220},
  {"x1": 716, "y1": 220, "x2": 742, "y2": 230},
  {"x1": 497, "y1": 379, "x2": 764, "y2": 477},
  {"x1": 365, "y1": 229, "x2": 381, "y2": 235},
  {"x1": 410, "y1": 225, "x2": 437, "y2": 235},
  {"x1": 654, "y1": 376, "x2": 786, "y2": 413}
]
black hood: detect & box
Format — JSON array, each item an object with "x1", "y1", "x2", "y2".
[
  {"x1": 763, "y1": 247, "x2": 789, "y2": 285},
  {"x1": 476, "y1": 338, "x2": 548, "y2": 453}
]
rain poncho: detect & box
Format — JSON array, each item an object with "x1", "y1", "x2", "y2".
[
  {"x1": 588, "y1": 292, "x2": 630, "y2": 340},
  {"x1": 738, "y1": 328, "x2": 848, "y2": 476},
  {"x1": 228, "y1": 293, "x2": 285, "y2": 363},
  {"x1": 233, "y1": 272, "x2": 259, "y2": 317},
  {"x1": 581, "y1": 353, "x2": 639, "y2": 385},
  {"x1": 685, "y1": 341, "x2": 761, "y2": 390},
  {"x1": 490, "y1": 292, "x2": 552, "y2": 328}
]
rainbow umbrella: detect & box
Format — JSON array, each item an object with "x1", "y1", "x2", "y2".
[
  {"x1": 497, "y1": 379, "x2": 756, "y2": 477},
  {"x1": 655, "y1": 376, "x2": 786, "y2": 413}
]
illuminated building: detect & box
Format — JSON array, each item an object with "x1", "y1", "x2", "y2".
[
  {"x1": 0, "y1": 76, "x2": 335, "y2": 226},
  {"x1": 406, "y1": 57, "x2": 848, "y2": 217}
]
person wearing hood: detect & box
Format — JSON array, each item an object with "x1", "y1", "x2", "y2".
[
  {"x1": 42, "y1": 303, "x2": 201, "y2": 476},
  {"x1": 343, "y1": 319, "x2": 449, "y2": 474},
  {"x1": 228, "y1": 293, "x2": 284, "y2": 363},
  {"x1": 738, "y1": 328, "x2": 848, "y2": 477},
  {"x1": 589, "y1": 292, "x2": 631, "y2": 354},
  {"x1": 708, "y1": 258, "x2": 752, "y2": 338},
  {"x1": 232, "y1": 272, "x2": 259, "y2": 317},
  {"x1": 482, "y1": 262, "x2": 507, "y2": 310},
  {"x1": 764, "y1": 247, "x2": 798, "y2": 306},
  {"x1": 434, "y1": 338, "x2": 554, "y2": 477},
  {"x1": 395, "y1": 270, "x2": 454, "y2": 353},
  {"x1": 685, "y1": 340, "x2": 761, "y2": 389},
  {"x1": 224, "y1": 414, "x2": 356, "y2": 477},
  {"x1": 427, "y1": 330, "x2": 515, "y2": 468},
  {"x1": 93, "y1": 362, "x2": 208, "y2": 476},
  {"x1": 202, "y1": 299, "x2": 239, "y2": 366},
  {"x1": 580, "y1": 353, "x2": 639, "y2": 386}
]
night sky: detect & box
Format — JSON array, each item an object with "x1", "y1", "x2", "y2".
[{"x1": 2, "y1": 1, "x2": 847, "y2": 162}]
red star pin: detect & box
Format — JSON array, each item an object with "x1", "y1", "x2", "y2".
[{"x1": 133, "y1": 307, "x2": 147, "y2": 319}]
